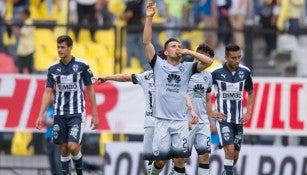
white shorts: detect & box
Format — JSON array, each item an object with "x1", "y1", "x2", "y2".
[
  {"x1": 189, "y1": 123, "x2": 211, "y2": 155},
  {"x1": 143, "y1": 126, "x2": 155, "y2": 161},
  {"x1": 152, "y1": 118, "x2": 190, "y2": 160}
]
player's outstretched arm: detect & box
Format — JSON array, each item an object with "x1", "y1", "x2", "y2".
[{"x1": 97, "y1": 74, "x2": 132, "y2": 84}]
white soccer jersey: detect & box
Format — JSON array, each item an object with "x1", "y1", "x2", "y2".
[
  {"x1": 187, "y1": 70, "x2": 212, "y2": 124},
  {"x1": 132, "y1": 70, "x2": 155, "y2": 128},
  {"x1": 150, "y1": 54, "x2": 198, "y2": 120}
]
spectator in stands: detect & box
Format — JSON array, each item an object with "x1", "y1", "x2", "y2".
[
  {"x1": 216, "y1": 0, "x2": 232, "y2": 47},
  {"x1": 277, "y1": 0, "x2": 303, "y2": 38},
  {"x1": 5, "y1": 0, "x2": 29, "y2": 65},
  {"x1": 12, "y1": 8, "x2": 35, "y2": 74},
  {"x1": 192, "y1": 0, "x2": 218, "y2": 49},
  {"x1": 228, "y1": 0, "x2": 252, "y2": 50},
  {"x1": 0, "y1": 0, "x2": 5, "y2": 52},
  {"x1": 95, "y1": 0, "x2": 115, "y2": 28},
  {"x1": 74, "y1": 0, "x2": 98, "y2": 42},
  {"x1": 154, "y1": 0, "x2": 165, "y2": 18},
  {"x1": 164, "y1": 0, "x2": 190, "y2": 39},
  {"x1": 12, "y1": 0, "x2": 29, "y2": 22},
  {"x1": 119, "y1": 0, "x2": 150, "y2": 70},
  {"x1": 258, "y1": 0, "x2": 279, "y2": 59},
  {"x1": 288, "y1": 0, "x2": 304, "y2": 38},
  {"x1": 42, "y1": 92, "x2": 63, "y2": 175}
]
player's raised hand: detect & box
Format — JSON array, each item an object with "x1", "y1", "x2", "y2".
[{"x1": 146, "y1": 1, "x2": 156, "y2": 17}]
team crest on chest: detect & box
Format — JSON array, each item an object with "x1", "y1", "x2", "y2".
[
  {"x1": 179, "y1": 65, "x2": 185, "y2": 72},
  {"x1": 239, "y1": 71, "x2": 244, "y2": 79},
  {"x1": 73, "y1": 64, "x2": 79, "y2": 72}
]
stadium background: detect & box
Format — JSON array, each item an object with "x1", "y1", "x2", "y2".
[{"x1": 1, "y1": 0, "x2": 307, "y2": 175}]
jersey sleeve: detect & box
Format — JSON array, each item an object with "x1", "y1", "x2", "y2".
[
  {"x1": 206, "y1": 73, "x2": 213, "y2": 93},
  {"x1": 192, "y1": 62, "x2": 198, "y2": 74},
  {"x1": 131, "y1": 74, "x2": 139, "y2": 84},
  {"x1": 244, "y1": 72, "x2": 254, "y2": 91},
  {"x1": 46, "y1": 70, "x2": 54, "y2": 88},
  {"x1": 82, "y1": 64, "x2": 94, "y2": 86},
  {"x1": 149, "y1": 53, "x2": 158, "y2": 68}
]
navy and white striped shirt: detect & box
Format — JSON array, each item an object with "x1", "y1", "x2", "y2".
[
  {"x1": 211, "y1": 63, "x2": 253, "y2": 124},
  {"x1": 46, "y1": 57, "x2": 95, "y2": 116}
]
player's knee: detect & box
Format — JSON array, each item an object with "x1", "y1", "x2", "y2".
[
  {"x1": 198, "y1": 153, "x2": 209, "y2": 163},
  {"x1": 67, "y1": 142, "x2": 80, "y2": 153},
  {"x1": 155, "y1": 160, "x2": 167, "y2": 168}
]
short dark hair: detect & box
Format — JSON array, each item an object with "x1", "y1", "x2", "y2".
[
  {"x1": 164, "y1": 38, "x2": 180, "y2": 50},
  {"x1": 57, "y1": 35, "x2": 73, "y2": 47},
  {"x1": 225, "y1": 43, "x2": 240, "y2": 56},
  {"x1": 23, "y1": 9, "x2": 31, "y2": 17},
  {"x1": 158, "y1": 50, "x2": 167, "y2": 60},
  {"x1": 196, "y1": 44, "x2": 215, "y2": 58}
]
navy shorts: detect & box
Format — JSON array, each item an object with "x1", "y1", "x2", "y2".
[
  {"x1": 217, "y1": 120, "x2": 243, "y2": 151},
  {"x1": 52, "y1": 114, "x2": 84, "y2": 145}
]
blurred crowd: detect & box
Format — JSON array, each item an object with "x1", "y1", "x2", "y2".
[{"x1": 0, "y1": 0, "x2": 306, "y2": 72}]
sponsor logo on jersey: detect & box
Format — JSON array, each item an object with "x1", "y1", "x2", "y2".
[
  {"x1": 57, "y1": 83, "x2": 78, "y2": 91},
  {"x1": 222, "y1": 92, "x2": 242, "y2": 100},
  {"x1": 166, "y1": 74, "x2": 181, "y2": 93},
  {"x1": 193, "y1": 84, "x2": 204, "y2": 93},
  {"x1": 167, "y1": 74, "x2": 181, "y2": 83}
]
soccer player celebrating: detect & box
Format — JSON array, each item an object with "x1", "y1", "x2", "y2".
[{"x1": 143, "y1": 2, "x2": 213, "y2": 174}]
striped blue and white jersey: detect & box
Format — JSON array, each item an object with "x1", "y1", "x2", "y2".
[
  {"x1": 150, "y1": 54, "x2": 198, "y2": 120},
  {"x1": 187, "y1": 70, "x2": 212, "y2": 124},
  {"x1": 211, "y1": 63, "x2": 253, "y2": 124},
  {"x1": 46, "y1": 57, "x2": 95, "y2": 116},
  {"x1": 132, "y1": 70, "x2": 155, "y2": 128}
]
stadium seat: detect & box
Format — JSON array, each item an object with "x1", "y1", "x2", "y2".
[
  {"x1": 34, "y1": 47, "x2": 56, "y2": 72},
  {"x1": 85, "y1": 58, "x2": 99, "y2": 76},
  {"x1": 99, "y1": 132, "x2": 114, "y2": 156},
  {"x1": 77, "y1": 29, "x2": 92, "y2": 44},
  {"x1": 43, "y1": 41, "x2": 58, "y2": 58},
  {"x1": 11, "y1": 132, "x2": 34, "y2": 156},
  {"x1": 97, "y1": 56, "x2": 115, "y2": 76},
  {"x1": 94, "y1": 29, "x2": 116, "y2": 57},
  {"x1": 86, "y1": 43, "x2": 110, "y2": 60},
  {"x1": 206, "y1": 60, "x2": 222, "y2": 72},
  {"x1": 181, "y1": 30, "x2": 204, "y2": 51},
  {"x1": 72, "y1": 43, "x2": 88, "y2": 58},
  {"x1": 35, "y1": 29, "x2": 55, "y2": 45},
  {"x1": 108, "y1": 0, "x2": 125, "y2": 17}
]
